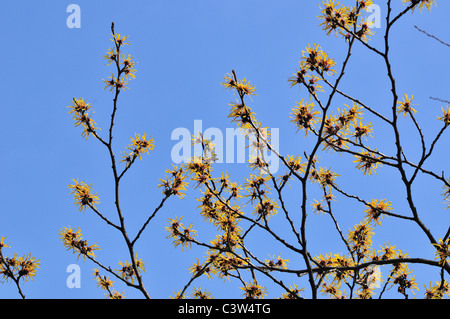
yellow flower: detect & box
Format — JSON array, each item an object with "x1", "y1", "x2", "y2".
[
  {"x1": 312, "y1": 199, "x2": 326, "y2": 215},
  {"x1": 165, "y1": 216, "x2": 198, "y2": 250},
  {"x1": 171, "y1": 290, "x2": 186, "y2": 299},
  {"x1": 129, "y1": 133, "x2": 155, "y2": 160},
  {"x1": 290, "y1": 99, "x2": 321, "y2": 135},
  {"x1": 0, "y1": 237, "x2": 10, "y2": 249},
  {"x1": 192, "y1": 286, "x2": 214, "y2": 299},
  {"x1": 432, "y1": 238, "x2": 450, "y2": 265},
  {"x1": 254, "y1": 198, "x2": 279, "y2": 220},
  {"x1": 121, "y1": 54, "x2": 137, "y2": 80},
  {"x1": 397, "y1": 94, "x2": 417, "y2": 117},
  {"x1": 68, "y1": 97, "x2": 92, "y2": 116},
  {"x1": 103, "y1": 73, "x2": 116, "y2": 91},
  {"x1": 348, "y1": 220, "x2": 374, "y2": 258},
  {"x1": 265, "y1": 254, "x2": 289, "y2": 269},
  {"x1": 117, "y1": 260, "x2": 136, "y2": 283},
  {"x1": 301, "y1": 43, "x2": 321, "y2": 70},
  {"x1": 280, "y1": 284, "x2": 304, "y2": 299},
  {"x1": 222, "y1": 71, "x2": 256, "y2": 96},
  {"x1": 317, "y1": 167, "x2": 339, "y2": 189},
  {"x1": 358, "y1": 0, "x2": 374, "y2": 10},
  {"x1": 352, "y1": 120, "x2": 373, "y2": 141},
  {"x1": 305, "y1": 74, "x2": 324, "y2": 97},
  {"x1": 17, "y1": 254, "x2": 40, "y2": 282},
  {"x1": 112, "y1": 33, "x2": 130, "y2": 46},
  {"x1": 355, "y1": 18, "x2": 374, "y2": 42},
  {"x1": 286, "y1": 155, "x2": 306, "y2": 174},
  {"x1": 68, "y1": 98, "x2": 99, "y2": 139},
  {"x1": 403, "y1": 0, "x2": 436, "y2": 12},
  {"x1": 158, "y1": 165, "x2": 189, "y2": 199},
  {"x1": 221, "y1": 73, "x2": 238, "y2": 92},
  {"x1": 236, "y1": 78, "x2": 257, "y2": 96},
  {"x1": 189, "y1": 259, "x2": 204, "y2": 278},
  {"x1": 317, "y1": 51, "x2": 337, "y2": 75},
  {"x1": 59, "y1": 227, "x2": 82, "y2": 247},
  {"x1": 68, "y1": 179, "x2": 100, "y2": 212},
  {"x1": 135, "y1": 257, "x2": 146, "y2": 273},
  {"x1": 318, "y1": 1, "x2": 354, "y2": 38},
  {"x1": 110, "y1": 291, "x2": 125, "y2": 299},
  {"x1": 424, "y1": 280, "x2": 449, "y2": 299},
  {"x1": 364, "y1": 199, "x2": 392, "y2": 225},
  {"x1": 379, "y1": 242, "x2": 398, "y2": 260},
  {"x1": 240, "y1": 279, "x2": 267, "y2": 299},
  {"x1": 103, "y1": 74, "x2": 129, "y2": 91},
  {"x1": 323, "y1": 114, "x2": 342, "y2": 137},
  {"x1": 320, "y1": 282, "x2": 344, "y2": 299},
  {"x1": 338, "y1": 103, "x2": 363, "y2": 127},
  {"x1": 391, "y1": 267, "x2": 419, "y2": 296},
  {"x1": 93, "y1": 271, "x2": 114, "y2": 291},
  {"x1": 227, "y1": 182, "x2": 243, "y2": 200},
  {"x1": 0, "y1": 251, "x2": 41, "y2": 284},
  {"x1": 122, "y1": 133, "x2": 155, "y2": 163},
  {"x1": 437, "y1": 105, "x2": 450, "y2": 127},
  {"x1": 103, "y1": 48, "x2": 117, "y2": 66},
  {"x1": 353, "y1": 150, "x2": 383, "y2": 176},
  {"x1": 288, "y1": 69, "x2": 307, "y2": 89}
]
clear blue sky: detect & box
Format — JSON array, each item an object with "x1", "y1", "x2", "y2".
[{"x1": 0, "y1": 0, "x2": 449, "y2": 299}]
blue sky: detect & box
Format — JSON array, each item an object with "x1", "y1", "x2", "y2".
[{"x1": 0, "y1": 0, "x2": 449, "y2": 299}]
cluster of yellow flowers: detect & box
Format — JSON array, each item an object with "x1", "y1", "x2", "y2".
[
  {"x1": 163, "y1": 128, "x2": 284, "y2": 297},
  {"x1": 318, "y1": 0, "x2": 374, "y2": 41},
  {"x1": 158, "y1": 164, "x2": 189, "y2": 199},
  {"x1": 92, "y1": 268, "x2": 125, "y2": 299},
  {"x1": 68, "y1": 97, "x2": 99, "y2": 139},
  {"x1": 102, "y1": 33, "x2": 136, "y2": 91},
  {"x1": 166, "y1": 216, "x2": 198, "y2": 251},
  {"x1": 314, "y1": 242, "x2": 422, "y2": 299},
  {"x1": 163, "y1": 57, "x2": 448, "y2": 298},
  {"x1": 433, "y1": 238, "x2": 450, "y2": 266},
  {"x1": 424, "y1": 280, "x2": 450, "y2": 299},
  {"x1": 60, "y1": 225, "x2": 149, "y2": 299},
  {"x1": 222, "y1": 73, "x2": 257, "y2": 99},
  {"x1": 240, "y1": 279, "x2": 268, "y2": 299},
  {"x1": 0, "y1": 237, "x2": 40, "y2": 290},
  {"x1": 117, "y1": 258, "x2": 146, "y2": 283},
  {"x1": 59, "y1": 227, "x2": 100, "y2": 261},
  {"x1": 290, "y1": 99, "x2": 320, "y2": 135}
]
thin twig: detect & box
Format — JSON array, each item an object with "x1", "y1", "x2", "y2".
[{"x1": 414, "y1": 25, "x2": 450, "y2": 48}]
